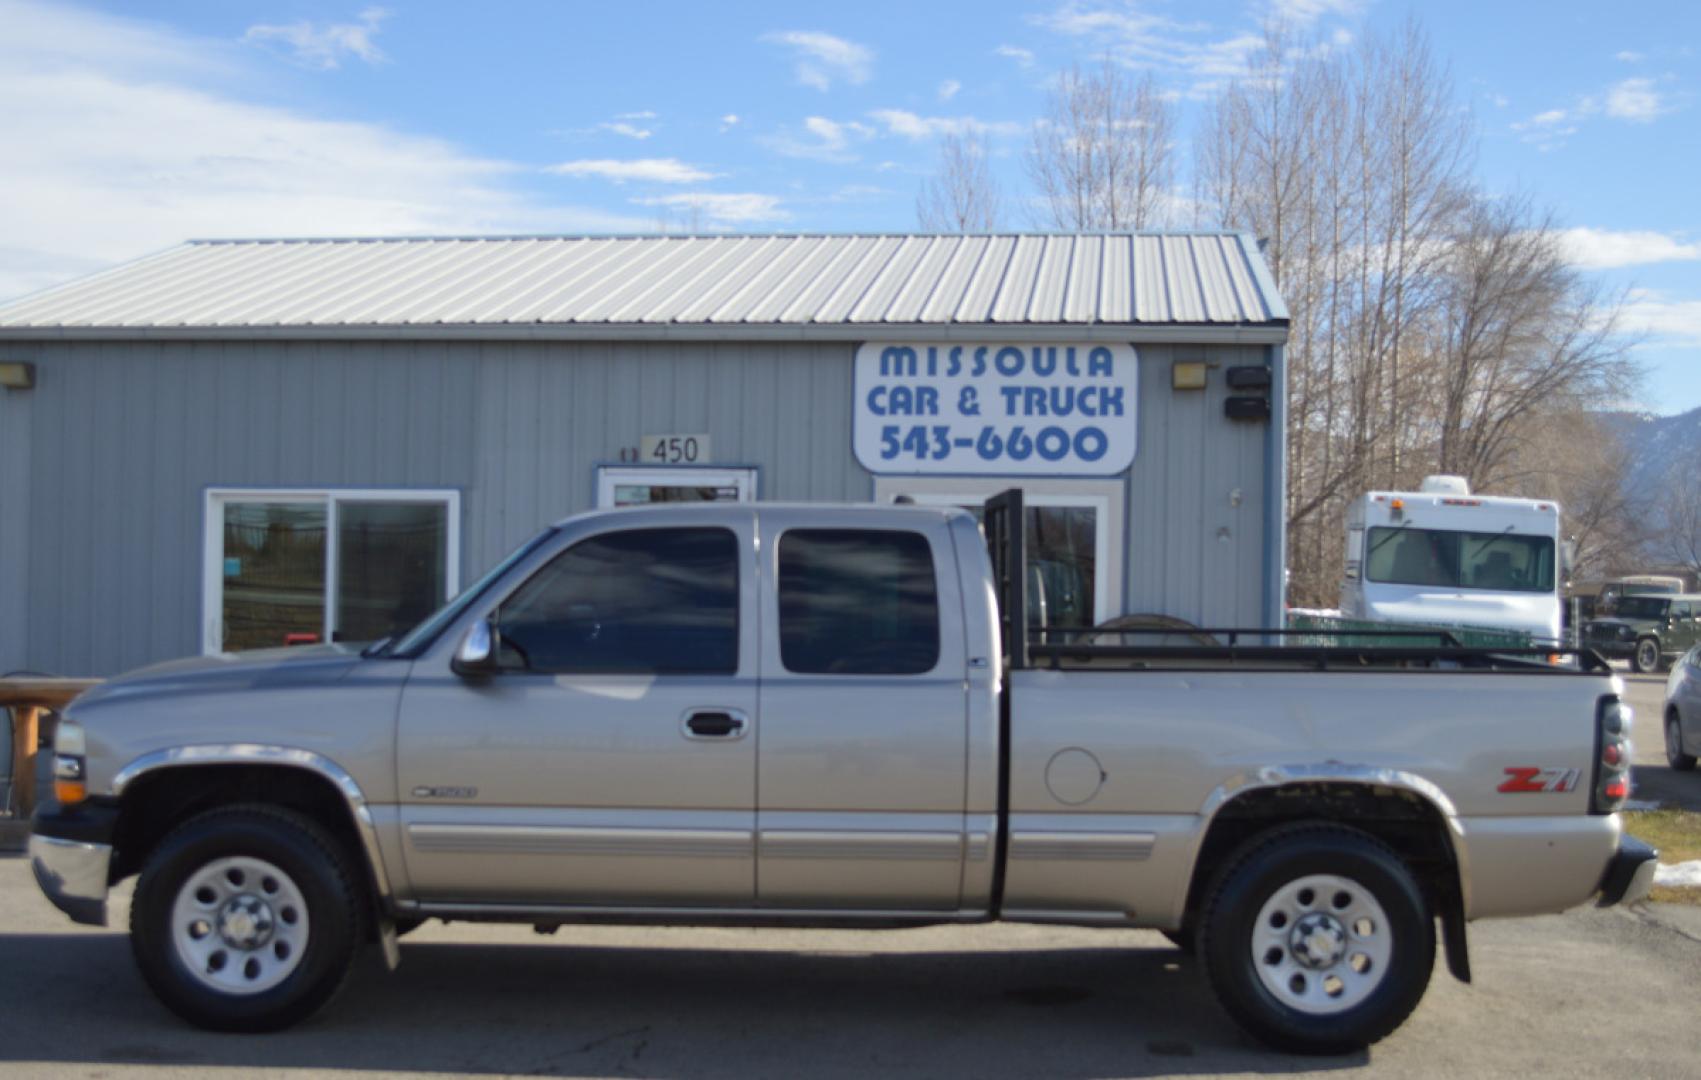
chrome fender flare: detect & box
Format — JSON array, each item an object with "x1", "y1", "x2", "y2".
[
  {"x1": 1184, "y1": 763, "x2": 1469, "y2": 916},
  {"x1": 110, "y1": 744, "x2": 393, "y2": 901}
]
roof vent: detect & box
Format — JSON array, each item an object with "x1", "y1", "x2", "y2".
[{"x1": 1418, "y1": 475, "x2": 1471, "y2": 496}]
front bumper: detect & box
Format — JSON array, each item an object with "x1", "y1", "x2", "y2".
[
  {"x1": 1584, "y1": 640, "x2": 1635, "y2": 660},
  {"x1": 29, "y1": 834, "x2": 112, "y2": 926},
  {"x1": 28, "y1": 799, "x2": 119, "y2": 927},
  {"x1": 1596, "y1": 835, "x2": 1658, "y2": 907}
]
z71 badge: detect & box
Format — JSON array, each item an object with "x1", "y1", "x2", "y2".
[{"x1": 1497, "y1": 767, "x2": 1580, "y2": 794}]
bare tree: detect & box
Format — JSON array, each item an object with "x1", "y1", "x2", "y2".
[
  {"x1": 916, "y1": 132, "x2": 1001, "y2": 231},
  {"x1": 1192, "y1": 18, "x2": 1636, "y2": 607},
  {"x1": 1027, "y1": 59, "x2": 1175, "y2": 230},
  {"x1": 1427, "y1": 194, "x2": 1636, "y2": 484}
]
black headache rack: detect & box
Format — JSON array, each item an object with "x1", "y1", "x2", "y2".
[{"x1": 981, "y1": 488, "x2": 1611, "y2": 675}]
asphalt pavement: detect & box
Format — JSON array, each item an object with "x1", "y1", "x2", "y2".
[{"x1": 1, "y1": 854, "x2": 1698, "y2": 1080}]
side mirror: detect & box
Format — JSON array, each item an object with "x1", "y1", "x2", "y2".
[{"x1": 452, "y1": 618, "x2": 500, "y2": 678}]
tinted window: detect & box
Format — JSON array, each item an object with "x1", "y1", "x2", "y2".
[
  {"x1": 779, "y1": 529, "x2": 940, "y2": 675},
  {"x1": 497, "y1": 528, "x2": 738, "y2": 674},
  {"x1": 1365, "y1": 527, "x2": 1555, "y2": 592},
  {"x1": 1617, "y1": 596, "x2": 1671, "y2": 620}
]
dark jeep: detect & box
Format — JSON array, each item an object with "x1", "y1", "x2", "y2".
[{"x1": 1584, "y1": 593, "x2": 1701, "y2": 673}]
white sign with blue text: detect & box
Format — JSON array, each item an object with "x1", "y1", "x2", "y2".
[{"x1": 852, "y1": 342, "x2": 1138, "y2": 476}]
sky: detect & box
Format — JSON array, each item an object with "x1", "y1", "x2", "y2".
[{"x1": 2, "y1": 0, "x2": 1698, "y2": 413}]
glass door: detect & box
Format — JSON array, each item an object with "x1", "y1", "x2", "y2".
[
  {"x1": 870, "y1": 477, "x2": 1122, "y2": 635},
  {"x1": 204, "y1": 489, "x2": 460, "y2": 653}
]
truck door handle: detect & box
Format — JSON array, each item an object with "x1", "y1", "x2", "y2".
[{"x1": 684, "y1": 710, "x2": 747, "y2": 739}]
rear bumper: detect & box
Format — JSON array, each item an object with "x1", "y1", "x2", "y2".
[
  {"x1": 28, "y1": 800, "x2": 119, "y2": 927},
  {"x1": 1596, "y1": 835, "x2": 1658, "y2": 907}
]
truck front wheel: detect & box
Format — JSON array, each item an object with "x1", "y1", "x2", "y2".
[
  {"x1": 1633, "y1": 637, "x2": 1660, "y2": 674},
  {"x1": 1198, "y1": 824, "x2": 1433, "y2": 1054},
  {"x1": 129, "y1": 805, "x2": 363, "y2": 1032}
]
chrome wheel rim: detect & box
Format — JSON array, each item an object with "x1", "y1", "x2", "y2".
[
  {"x1": 1638, "y1": 642, "x2": 1657, "y2": 671},
  {"x1": 1252, "y1": 873, "x2": 1392, "y2": 1015},
  {"x1": 170, "y1": 855, "x2": 309, "y2": 995}
]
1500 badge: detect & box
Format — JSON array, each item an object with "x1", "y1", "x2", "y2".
[
  {"x1": 1498, "y1": 767, "x2": 1581, "y2": 794},
  {"x1": 412, "y1": 785, "x2": 478, "y2": 799}
]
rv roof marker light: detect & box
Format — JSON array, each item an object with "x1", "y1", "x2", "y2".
[{"x1": 1390, "y1": 499, "x2": 1404, "y2": 510}]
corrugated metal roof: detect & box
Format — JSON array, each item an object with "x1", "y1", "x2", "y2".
[{"x1": 0, "y1": 233, "x2": 1288, "y2": 336}]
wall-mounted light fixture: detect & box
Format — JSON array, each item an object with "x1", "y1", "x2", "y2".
[
  {"x1": 0, "y1": 361, "x2": 36, "y2": 390},
  {"x1": 1172, "y1": 361, "x2": 1207, "y2": 390}
]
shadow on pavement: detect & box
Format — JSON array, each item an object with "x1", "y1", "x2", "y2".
[
  {"x1": 0, "y1": 932, "x2": 1365, "y2": 1077},
  {"x1": 1633, "y1": 763, "x2": 1701, "y2": 811}
]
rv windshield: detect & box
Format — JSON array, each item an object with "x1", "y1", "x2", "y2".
[{"x1": 1365, "y1": 527, "x2": 1555, "y2": 593}]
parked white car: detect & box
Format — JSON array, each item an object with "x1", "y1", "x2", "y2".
[{"x1": 1662, "y1": 645, "x2": 1701, "y2": 771}]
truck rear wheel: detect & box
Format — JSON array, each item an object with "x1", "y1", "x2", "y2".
[
  {"x1": 1198, "y1": 824, "x2": 1433, "y2": 1054},
  {"x1": 129, "y1": 805, "x2": 363, "y2": 1032}
]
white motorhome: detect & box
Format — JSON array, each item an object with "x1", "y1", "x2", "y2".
[{"x1": 1341, "y1": 475, "x2": 1562, "y2": 644}]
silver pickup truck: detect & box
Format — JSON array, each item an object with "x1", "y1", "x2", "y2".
[{"x1": 30, "y1": 492, "x2": 1655, "y2": 1053}]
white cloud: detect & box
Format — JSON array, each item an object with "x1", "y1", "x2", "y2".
[
  {"x1": 244, "y1": 5, "x2": 389, "y2": 70},
  {"x1": 1615, "y1": 50, "x2": 1645, "y2": 62},
  {"x1": 868, "y1": 109, "x2": 1024, "y2": 140},
  {"x1": 1622, "y1": 289, "x2": 1701, "y2": 347},
  {"x1": 1511, "y1": 106, "x2": 1579, "y2": 150},
  {"x1": 1559, "y1": 228, "x2": 1701, "y2": 270},
  {"x1": 719, "y1": 114, "x2": 741, "y2": 132},
  {"x1": 1604, "y1": 77, "x2": 1665, "y2": 121},
  {"x1": 0, "y1": 0, "x2": 652, "y2": 300},
  {"x1": 631, "y1": 192, "x2": 788, "y2": 226},
  {"x1": 545, "y1": 158, "x2": 717, "y2": 184},
  {"x1": 761, "y1": 30, "x2": 873, "y2": 91},
  {"x1": 995, "y1": 44, "x2": 1036, "y2": 67},
  {"x1": 600, "y1": 122, "x2": 652, "y2": 140},
  {"x1": 760, "y1": 115, "x2": 874, "y2": 162},
  {"x1": 938, "y1": 79, "x2": 961, "y2": 102},
  {"x1": 1268, "y1": 0, "x2": 1363, "y2": 22},
  {"x1": 616, "y1": 110, "x2": 657, "y2": 121}
]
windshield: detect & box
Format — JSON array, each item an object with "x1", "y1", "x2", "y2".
[
  {"x1": 388, "y1": 527, "x2": 558, "y2": 656},
  {"x1": 1616, "y1": 596, "x2": 1672, "y2": 620},
  {"x1": 1365, "y1": 527, "x2": 1555, "y2": 593}
]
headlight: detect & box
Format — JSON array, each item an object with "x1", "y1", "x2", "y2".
[
  {"x1": 52, "y1": 719, "x2": 87, "y2": 805},
  {"x1": 1619, "y1": 625, "x2": 1635, "y2": 640}
]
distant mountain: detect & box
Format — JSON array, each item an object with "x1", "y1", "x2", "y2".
[{"x1": 1596, "y1": 407, "x2": 1701, "y2": 497}]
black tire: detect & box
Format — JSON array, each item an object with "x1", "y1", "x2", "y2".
[
  {"x1": 1633, "y1": 637, "x2": 1660, "y2": 674},
  {"x1": 1198, "y1": 823, "x2": 1433, "y2": 1055},
  {"x1": 129, "y1": 805, "x2": 364, "y2": 1032},
  {"x1": 1669, "y1": 710, "x2": 1699, "y2": 772}
]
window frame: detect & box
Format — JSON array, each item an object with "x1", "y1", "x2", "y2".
[
  {"x1": 201, "y1": 487, "x2": 461, "y2": 654},
  {"x1": 595, "y1": 465, "x2": 758, "y2": 508},
  {"x1": 492, "y1": 524, "x2": 743, "y2": 677},
  {"x1": 775, "y1": 526, "x2": 944, "y2": 677}
]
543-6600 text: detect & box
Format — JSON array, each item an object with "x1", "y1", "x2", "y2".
[{"x1": 879, "y1": 424, "x2": 1110, "y2": 463}]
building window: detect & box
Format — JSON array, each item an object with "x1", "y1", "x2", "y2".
[
  {"x1": 203, "y1": 489, "x2": 460, "y2": 653},
  {"x1": 778, "y1": 529, "x2": 940, "y2": 675},
  {"x1": 595, "y1": 466, "x2": 757, "y2": 508}
]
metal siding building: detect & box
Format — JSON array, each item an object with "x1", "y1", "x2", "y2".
[{"x1": 0, "y1": 234, "x2": 1288, "y2": 677}]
